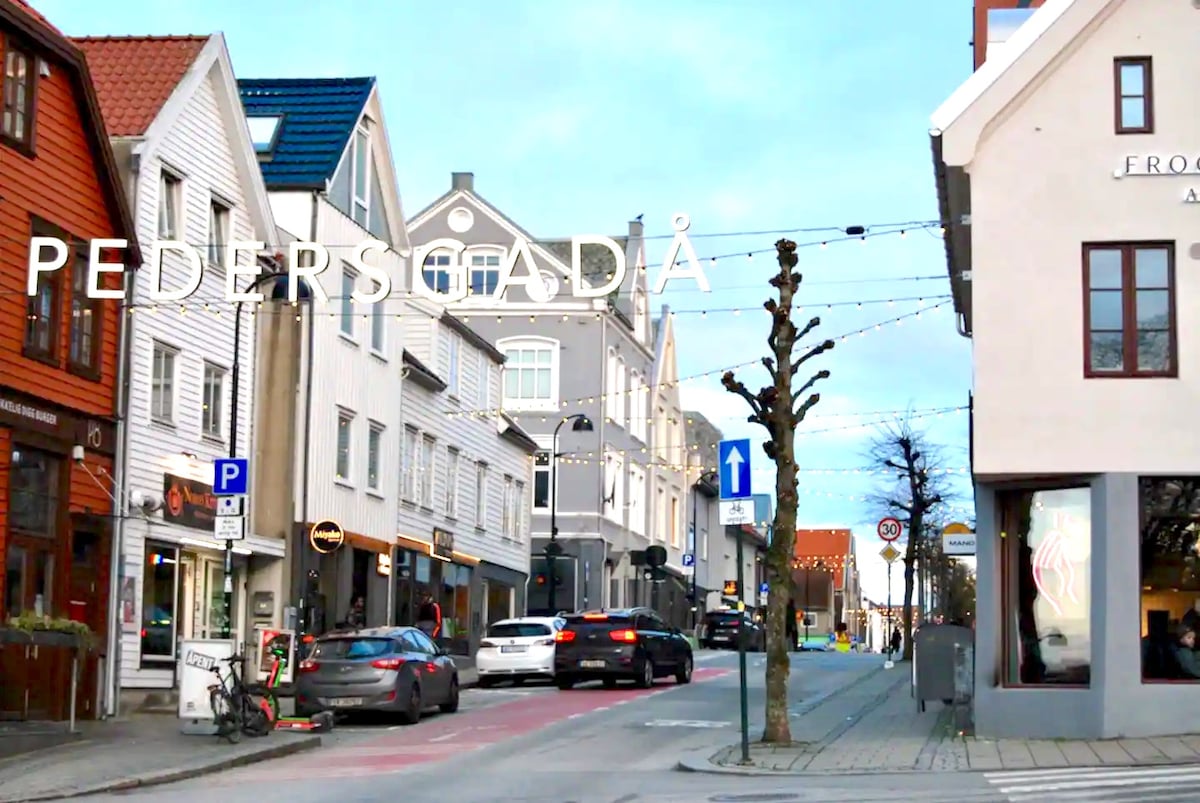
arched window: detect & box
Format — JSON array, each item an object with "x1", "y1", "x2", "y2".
[
  {"x1": 422, "y1": 247, "x2": 457, "y2": 294},
  {"x1": 628, "y1": 370, "x2": 642, "y2": 439},
  {"x1": 614, "y1": 357, "x2": 626, "y2": 428},
  {"x1": 466, "y1": 245, "x2": 505, "y2": 297},
  {"x1": 634, "y1": 289, "x2": 648, "y2": 342},
  {"x1": 497, "y1": 336, "x2": 559, "y2": 411}
]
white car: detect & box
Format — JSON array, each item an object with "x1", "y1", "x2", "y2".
[{"x1": 474, "y1": 616, "x2": 565, "y2": 687}]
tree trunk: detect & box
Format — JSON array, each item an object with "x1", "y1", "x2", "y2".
[{"x1": 901, "y1": 510, "x2": 923, "y2": 661}]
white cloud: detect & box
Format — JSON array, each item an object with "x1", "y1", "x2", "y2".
[{"x1": 502, "y1": 105, "x2": 590, "y2": 160}]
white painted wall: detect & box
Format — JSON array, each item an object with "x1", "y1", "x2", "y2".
[{"x1": 942, "y1": 0, "x2": 1200, "y2": 475}]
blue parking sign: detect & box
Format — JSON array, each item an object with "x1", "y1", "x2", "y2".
[{"x1": 213, "y1": 458, "x2": 249, "y2": 495}]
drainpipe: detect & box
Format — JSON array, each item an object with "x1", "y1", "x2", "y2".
[
  {"x1": 105, "y1": 149, "x2": 141, "y2": 718},
  {"x1": 297, "y1": 191, "x2": 319, "y2": 632}
]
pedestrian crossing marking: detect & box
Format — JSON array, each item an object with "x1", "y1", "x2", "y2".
[{"x1": 985, "y1": 763, "x2": 1200, "y2": 801}]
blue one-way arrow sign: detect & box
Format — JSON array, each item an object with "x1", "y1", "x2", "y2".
[{"x1": 718, "y1": 438, "x2": 751, "y2": 501}]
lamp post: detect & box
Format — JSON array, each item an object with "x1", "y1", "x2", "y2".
[
  {"x1": 546, "y1": 413, "x2": 593, "y2": 614},
  {"x1": 224, "y1": 265, "x2": 311, "y2": 639}
]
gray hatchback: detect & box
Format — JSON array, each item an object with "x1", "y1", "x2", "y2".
[{"x1": 295, "y1": 626, "x2": 460, "y2": 724}]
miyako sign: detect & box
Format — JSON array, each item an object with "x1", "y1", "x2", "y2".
[
  {"x1": 24, "y1": 214, "x2": 712, "y2": 304},
  {"x1": 1117, "y1": 154, "x2": 1200, "y2": 203},
  {"x1": 941, "y1": 522, "x2": 976, "y2": 556},
  {"x1": 308, "y1": 520, "x2": 345, "y2": 554}
]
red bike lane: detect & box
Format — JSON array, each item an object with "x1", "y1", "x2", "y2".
[{"x1": 220, "y1": 668, "x2": 732, "y2": 782}]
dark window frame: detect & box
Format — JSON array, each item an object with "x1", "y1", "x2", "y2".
[
  {"x1": 1, "y1": 33, "x2": 38, "y2": 155},
  {"x1": 67, "y1": 248, "x2": 103, "y2": 381},
  {"x1": 1114, "y1": 56, "x2": 1153, "y2": 135},
  {"x1": 1081, "y1": 241, "x2": 1177, "y2": 379},
  {"x1": 24, "y1": 219, "x2": 66, "y2": 366}
]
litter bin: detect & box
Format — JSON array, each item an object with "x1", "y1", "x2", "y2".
[{"x1": 913, "y1": 624, "x2": 973, "y2": 713}]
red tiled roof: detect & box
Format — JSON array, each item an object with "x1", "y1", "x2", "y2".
[
  {"x1": 73, "y1": 35, "x2": 209, "y2": 136},
  {"x1": 7, "y1": 0, "x2": 62, "y2": 35},
  {"x1": 795, "y1": 529, "x2": 854, "y2": 590}
]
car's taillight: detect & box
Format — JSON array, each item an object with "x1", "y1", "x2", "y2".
[
  {"x1": 583, "y1": 613, "x2": 608, "y2": 620},
  {"x1": 555, "y1": 630, "x2": 576, "y2": 643},
  {"x1": 609, "y1": 629, "x2": 637, "y2": 643},
  {"x1": 480, "y1": 639, "x2": 498, "y2": 648},
  {"x1": 299, "y1": 659, "x2": 319, "y2": 673},
  {"x1": 371, "y1": 657, "x2": 406, "y2": 670},
  {"x1": 536, "y1": 638, "x2": 554, "y2": 646}
]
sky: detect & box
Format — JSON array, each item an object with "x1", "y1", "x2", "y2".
[{"x1": 33, "y1": 0, "x2": 979, "y2": 604}]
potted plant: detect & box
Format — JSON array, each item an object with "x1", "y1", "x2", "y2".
[{"x1": 1, "y1": 612, "x2": 96, "y2": 650}]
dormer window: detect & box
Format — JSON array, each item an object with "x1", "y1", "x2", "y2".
[
  {"x1": 351, "y1": 123, "x2": 371, "y2": 227},
  {"x1": 246, "y1": 115, "x2": 282, "y2": 154},
  {"x1": 467, "y1": 247, "x2": 503, "y2": 296}
]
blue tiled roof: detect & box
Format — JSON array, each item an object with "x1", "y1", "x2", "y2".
[{"x1": 237, "y1": 77, "x2": 375, "y2": 189}]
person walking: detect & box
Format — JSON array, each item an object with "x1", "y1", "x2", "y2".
[
  {"x1": 417, "y1": 592, "x2": 442, "y2": 639},
  {"x1": 890, "y1": 626, "x2": 902, "y2": 658},
  {"x1": 785, "y1": 599, "x2": 799, "y2": 651}
]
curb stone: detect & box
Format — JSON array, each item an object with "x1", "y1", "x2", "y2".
[{"x1": 0, "y1": 734, "x2": 321, "y2": 803}]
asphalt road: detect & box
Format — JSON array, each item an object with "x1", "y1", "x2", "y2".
[{"x1": 81, "y1": 650, "x2": 1008, "y2": 803}]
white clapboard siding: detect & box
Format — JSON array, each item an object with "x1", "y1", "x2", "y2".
[
  {"x1": 120, "y1": 67, "x2": 267, "y2": 687},
  {"x1": 293, "y1": 201, "x2": 406, "y2": 541},
  {"x1": 397, "y1": 308, "x2": 531, "y2": 575}
]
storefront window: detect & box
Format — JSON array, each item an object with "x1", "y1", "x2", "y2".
[
  {"x1": 1139, "y1": 477, "x2": 1200, "y2": 681},
  {"x1": 485, "y1": 580, "x2": 513, "y2": 625},
  {"x1": 454, "y1": 565, "x2": 471, "y2": 647},
  {"x1": 999, "y1": 486, "x2": 1092, "y2": 686},
  {"x1": 394, "y1": 550, "x2": 414, "y2": 625},
  {"x1": 9, "y1": 448, "x2": 59, "y2": 536},
  {"x1": 141, "y1": 545, "x2": 178, "y2": 662}
]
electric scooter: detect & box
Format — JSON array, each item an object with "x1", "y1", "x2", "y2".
[{"x1": 255, "y1": 636, "x2": 335, "y2": 733}]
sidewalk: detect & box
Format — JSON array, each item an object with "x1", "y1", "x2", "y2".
[
  {"x1": 0, "y1": 716, "x2": 319, "y2": 803},
  {"x1": 677, "y1": 661, "x2": 1200, "y2": 776}
]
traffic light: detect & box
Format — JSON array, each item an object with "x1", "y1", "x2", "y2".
[
  {"x1": 534, "y1": 573, "x2": 547, "y2": 586},
  {"x1": 642, "y1": 566, "x2": 666, "y2": 583}
]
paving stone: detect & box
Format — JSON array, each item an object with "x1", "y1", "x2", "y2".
[
  {"x1": 1027, "y1": 739, "x2": 1068, "y2": 767},
  {"x1": 1147, "y1": 736, "x2": 1200, "y2": 761},
  {"x1": 1088, "y1": 739, "x2": 1135, "y2": 764},
  {"x1": 965, "y1": 739, "x2": 1004, "y2": 770},
  {"x1": 1057, "y1": 740, "x2": 1103, "y2": 766},
  {"x1": 996, "y1": 739, "x2": 1036, "y2": 769}
]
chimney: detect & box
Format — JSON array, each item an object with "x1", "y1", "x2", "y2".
[
  {"x1": 451, "y1": 172, "x2": 474, "y2": 192},
  {"x1": 628, "y1": 218, "x2": 643, "y2": 238}
]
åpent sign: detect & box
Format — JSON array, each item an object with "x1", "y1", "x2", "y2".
[
  {"x1": 877, "y1": 517, "x2": 902, "y2": 543},
  {"x1": 718, "y1": 438, "x2": 752, "y2": 500}
]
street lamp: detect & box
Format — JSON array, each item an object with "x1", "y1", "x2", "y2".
[
  {"x1": 546, "y1": 413, "x2": 593, "y2": 614},
  {"x1": 223, "y1": 265, "x2": 312, "y2": 639}
]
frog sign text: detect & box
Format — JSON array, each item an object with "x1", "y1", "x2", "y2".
[{"x1": 26, "y1": 213, "x2": 711, "y2": 305}]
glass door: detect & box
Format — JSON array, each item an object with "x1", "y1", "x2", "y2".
[{"x1": 199, "y1": 558, "x2": 237, "y2": 642}]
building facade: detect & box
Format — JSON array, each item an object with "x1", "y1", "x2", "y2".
[
  {"x1": 238, "y1": 77, "x2": 410, "y2": 633},
  {"x1": 932, "y1": 0, "x2": 1200, "y2": 738},
  {"x1": 75, "y1": 33, "x2": 284, "y2": 702},
  {"x1": 393, "y1": 302, "x2": 537, "y2": 655},
  {"x1": 0, "y1": 0, "x2": 140, "y2": 720},
  {"x1": 405, "y1": 172, "x2": 669, "y2": 618}
]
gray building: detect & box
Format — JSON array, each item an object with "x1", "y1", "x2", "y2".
[{"x1": 407, "y1": 172, "x2": 682, "y2": 619}]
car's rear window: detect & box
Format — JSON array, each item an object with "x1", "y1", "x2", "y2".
[
  {"x1": 564, "y1": 617, "x2": 631, "y2": 636},
  {"x1": 706, "y1": 613, "x2": 742, "y2": 624},
  {"x1": 488, "y1": 622, "x2": 552, "y2": 637},
  {"x1": 311, "y1": 638, "x2": 392, "y2": 659}
]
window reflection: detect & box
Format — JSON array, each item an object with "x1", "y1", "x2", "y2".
[
  {"x1": 1000, "y1": 486, "x2": 1092, "y2": 685},
  {"x1": 1139, "y1": 477, "x2": 1200, "y2": 681},
  {"x1": 141, "y1": 545, "x2": 177, "y2": 661}
]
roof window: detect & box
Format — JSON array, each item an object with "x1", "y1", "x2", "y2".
[{"x1": 246, "y1": 115, "x2": 282, "y2": 153}]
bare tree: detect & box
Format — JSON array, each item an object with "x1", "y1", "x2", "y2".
[
  {"x1": 722, "y1": 239, "x2": 833, "y2": 744},
  {"x1": 866, "y1": 418, "x2": 954, "y2": 660}
]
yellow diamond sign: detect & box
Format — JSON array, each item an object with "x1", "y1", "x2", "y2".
[{"x1": 879, "y1": 544, "x2": 901, "y2": 564}]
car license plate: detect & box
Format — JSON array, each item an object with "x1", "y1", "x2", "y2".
[
  {"x1": 579, "y1": 660, "x2": 605, "y2": 668},
  {"x1": 713, "y1": 634, "x2": 729, "y2": 640},
  {"x1": 500, "y1": 645, "x2": 527, "y2": 653},
  {"x1": 329, "y1": 697, "x2": 362, "y2": 707}
]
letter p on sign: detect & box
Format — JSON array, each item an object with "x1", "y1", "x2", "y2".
[{"x1": 213, "y1": 458, "x2": 249, "y2": 496}]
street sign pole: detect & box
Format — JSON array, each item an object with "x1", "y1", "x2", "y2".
[
  {"x1": 213, "y1": 457, "x2": 249, "y2": 641},
  {"x1": 885, "y1": 562, "x2": 894, "y2": 668},
  {"x1": 735, "y1": 524, "x2": 750, "y2": 765}
]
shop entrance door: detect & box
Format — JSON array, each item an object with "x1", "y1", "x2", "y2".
[
  {"x1": 67, "y1": 529, "x2": 110, "y2": 719},
  {"x1": 197, "y1": 557, "x2": 238, "y2": 643}
]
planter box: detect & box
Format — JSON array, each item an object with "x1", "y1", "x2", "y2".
[{"x1": 0, "y1": 629, "x2": 86, "y2": 650}]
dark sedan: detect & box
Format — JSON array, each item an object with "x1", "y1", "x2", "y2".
[
  {"x1": 295, "y1": 626, "x2": 459, "y2": 724},
  {"x1": 553, "y1": 608, "x2": 693, "y2": 689},
  {"x1": 698, "y1": 609, "x2": 764, "y2": 651}
]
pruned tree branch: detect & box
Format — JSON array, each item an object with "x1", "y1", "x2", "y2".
[{"x1": 791, "y1": 369, "x2": 831, "y2": 403}]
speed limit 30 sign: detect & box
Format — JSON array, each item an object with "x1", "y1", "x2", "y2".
[{"x1": 877, "y1": 517, "x2": 903, "y2": 542}]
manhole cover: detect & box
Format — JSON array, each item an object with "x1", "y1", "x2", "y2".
[{"x1": 709, "y1": 795, "x2": 799, "y2": 802}]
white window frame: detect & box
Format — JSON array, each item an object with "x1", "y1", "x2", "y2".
[
  {"x1": 336, "y1": 408, "x2": 354, "y2": 483},
  {"x1": 634, "y1": 289, "x2": 648, "y2": 342},
  {"x1": 515, "y1": 480, "x2": 527, "y2": 541},
  {"x1": 656, "y1": 484, "x2": 666, "y2": 542},
  {"x1": 445, "y1": 446, "x2": 461, "y2": 518},
  {"x1": 465, "y1": 245, "x2": 505, "y2": 299},
  {"x1": 605, "y1": 348, "x2": 617, "y2": 422},
  {"x1": 150, "y1": 341, "x2": 178, "y2": 425},
  {"x1": 475, "y1": 462, "x2": 488, "y2": 529},
  {"x1": 628, "y1": 371, "x2": 643, "y2": 442},
  {"x1": 351, "y1": 123, "x2": 371, "y2": 227},
  {"x1": 402, "y1": 426, "x2": 419, "y2": 502},
  {"x1": 628, "y1": 464, "x2": 646, "y2": 536},
  {"x1": 420, "y1": 433, "x2": 436, "y2": 509},
  {"x1": 367, "y1": 420, "x2": 384, "y2": 491},
  {"x1": 614, "y1": 356, "x2": 626, "y2": 429},
  {"x1": 497, "y1": 336, "x2": 559, "y2": 411},
  {"x1": 201, "y1": 361, "x2": 226, "y2": 440},
  {"x1": 604, "y1": 451, "x2": 624, "y2": 524},
  {"x1": 207, "y1": 198, "x2": 230, "y2": 267},
  {"x1": 532, "y1": 449, "x2": 551, "y2": 511},
  {"x1": 447, "y1": 331, "x2": 462, "y2": 397},
  {"x1": 370, "y1": 304, "x2": 385, "y2": 355},
  {"x1": 476, "y1": 351, "x2": 488, "y2": 408},
  {"x1": 670, "y1": 493, "x2": 681, "y2": 548},
  {"x1": 340, "y1": 264, "x2": 357, "y2": 340},
  {"x1": 158, "y1": 168, "x2": 182, "y2": 240},
  {"x1": 421, "y1": 249, "x2": 456, "y2": 295},
  {"x1": 502, "y1": 474, "x2": 515, "y2": 537}
]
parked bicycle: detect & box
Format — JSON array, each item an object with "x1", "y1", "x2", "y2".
[{"x1": 208, "y1": 654, "x2": 270, "y2": 743}]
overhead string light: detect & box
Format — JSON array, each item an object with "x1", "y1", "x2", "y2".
[{"x1": 444, "y1": 302, "x2": 952, "y2": 421}]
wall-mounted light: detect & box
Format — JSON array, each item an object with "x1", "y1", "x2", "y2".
[
  {"x1": 180, "y1": 451, "x2": 198, "y2": 460},
  {"x1": 376, "y1": 553, "x2": 392, "y2": 577}
]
